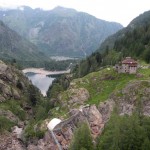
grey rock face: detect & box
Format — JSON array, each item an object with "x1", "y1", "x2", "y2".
[{"x1": 111, "y1": 81, "x2": 150, "y2": 116}]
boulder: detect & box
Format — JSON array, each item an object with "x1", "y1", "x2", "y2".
[
  {"x1": 119, "y1": 103, "x2": 134, "y2": 116},
  {"x1": 98, "y1": 100, "x2": 114, "y2": 123},
  {"x1": 2, "y1": 85, "x2": 12, "y2": 98},
  {"x1": 0, "y1": 109, "x2": 20, "y2": 123},
  {"x1": 0, "y1": 63, "x2": 7, "y2": 73},
  {"x1": 86, "y1": 105, "x2": 103, "y2": 137},
  {"x1": 12, "y1": 88, "x2": 21, "y2": 100},
  {"x1": 0, "y1": 95, "x2": 6, "y2": 102},
  {"x1": 12, "y1": 126, "x2": 23, "y2": 140},
  {"x1": 87, "y1": 105, "x2": 102, "y2": 124},
  {"x1": 110, "y1": 81, "x2": 150, "y2": 116}
]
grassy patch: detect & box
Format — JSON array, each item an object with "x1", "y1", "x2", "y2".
[
  {"x1": 138, "y1": 68, "x2": 150, "y2": 78},
  {"x1": 0, "y1": 100, "x2": 26, "y2": 120},
  {"x1": 24, "y1": 120, "x2": 46, "y2": 140},
  {"x1": 0, "y1": 116, "x2": 16, "y2": 133},
  {"x1": 69, "y1": 67, "x2": 150, "y2": 105},
  {"x1": 50, "y1": 106, "x2": 69, "y2": 119}
]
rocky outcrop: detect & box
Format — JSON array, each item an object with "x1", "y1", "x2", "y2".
[
  {"x1": 98, "y1": 100, "x2": 115, "y2": 123},
  {"x1": 27, "y1": 131, "x2": 58, "y2": 150},
  {"x1": 67, "y1": 88, "x2": 89, "y2": 105},
  {"x1": 111, "y1": 80, "x2": 150, "y2": 116},
  {"x1": 0, "y1": 61, "x2": 36, "y2": 150},
  {"x1": 0, "y1": 109, "x2": 20, "y2": 123},
  {"x1": 27, "y1": 102, "x2": 114, "y2": 149},
  {"x1": 59, "y1": 87, "x2": 90, "y2": 109},
  {"x1": 12, "y1": 126, "x2": 23, "y2": 140},
  {"x1": 0, "y1": 61, "x2": 7, "y2": 73},
  {"x1": 0, "y1": 131, "x2": 26, "y2": 150},
  {"x1": 0, "y1": 61, "x2": 30, "y2": 101},
  {"x1": 85, "y1": 105, "x2": 103, "y2": 138}
]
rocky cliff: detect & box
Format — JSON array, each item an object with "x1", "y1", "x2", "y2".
[
  {"x1": 0, "y1": 60, "x2": 28, "y2": 101},
  {"x1": 0, "y1": 61, "x2": 42, "y2": 150}
]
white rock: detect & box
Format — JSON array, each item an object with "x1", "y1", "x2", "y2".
[{"x1": 47, "y1": 118, "x2": 61, "y2": 131}]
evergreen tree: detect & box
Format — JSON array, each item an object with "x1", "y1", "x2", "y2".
[
  {"x1": 142, "y1": 138, "x2": 150, "y2": 150},
  {"x1": 96, "y1": 113, "x2": 147, "y2": 150},
  {"x1": 70, "y1": 122, "x2": 94, "y2": 150},
  {"x1": 28, "y1": 84, "x2": 40, "y2": 106}
]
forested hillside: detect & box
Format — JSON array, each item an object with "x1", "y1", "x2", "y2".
[
  {"x1": 0, "y1": 21, "x2": 48, "y2": 61},
  {"x1": 98, "y1": 10, "x2": 150, "y2": 63}
]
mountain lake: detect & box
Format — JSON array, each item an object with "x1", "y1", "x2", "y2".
[{"x1": 25, "y1": 72, "x2": 55, "y2": 96}]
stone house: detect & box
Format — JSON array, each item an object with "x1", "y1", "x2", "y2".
[{"x1": 115, "y1": 57, "x2": 138, "y2": 74}]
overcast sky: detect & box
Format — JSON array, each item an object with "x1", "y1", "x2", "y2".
[{"x1": 0, "y1": 0, "x2": 150, "y2": 27}]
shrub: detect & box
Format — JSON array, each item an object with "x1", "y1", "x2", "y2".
[{"x1": 70, "y1": 122, "x2": 94, "y2": 150}]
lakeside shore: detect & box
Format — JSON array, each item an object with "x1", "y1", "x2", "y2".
[{"x1": 22, "y1": 68, "x2": 70, "y2": 75}]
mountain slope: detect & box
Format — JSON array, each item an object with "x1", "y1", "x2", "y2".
[
  {"x1": 0, "y1": 21, "x2": 48, "y2": 61},
  {"x1": 97, "y1": 10, "x2": 150, "y2": 63},
  {"x1": 0, "y1": 60, "x2": 40, "y2": 131},
  {"x1": 0, "y1": 60, "x2": 51, "y2": 148},
  {"x1": 0, "y1": 6, "x2": 123, "y2": 57}
]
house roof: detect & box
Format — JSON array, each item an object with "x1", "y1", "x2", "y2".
[{"x1": 122, "y1": 57, "x2": 137, "y2": 64}]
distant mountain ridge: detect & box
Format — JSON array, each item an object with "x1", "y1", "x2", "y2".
[{"x1": 0, "y1": 6, "x2": 123, "y2": 57}]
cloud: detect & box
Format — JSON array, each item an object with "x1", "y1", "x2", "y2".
[{"x1": 0, "y1": 0, "x2": 149, "y2": 26}]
